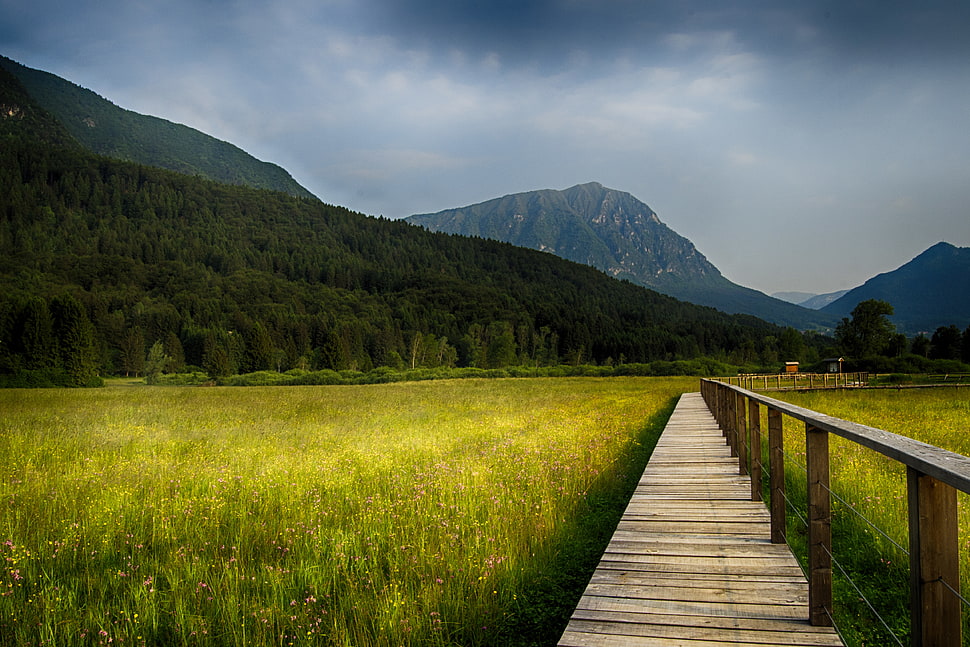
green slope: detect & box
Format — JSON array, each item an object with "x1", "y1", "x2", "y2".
[
  {"x1": 1, "y1": 55, "x2": 317, "y2": 200},
  {"x1": 0, "y1": 61, "x2": 78, "y2": 148}
]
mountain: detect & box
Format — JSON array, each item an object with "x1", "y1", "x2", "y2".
[
  {"x1": 407, "y1": 183, "x2": 837, "y2": 330},
  {"x1": 1, "y1": 79, "x2": 799, "y2": 381},
  {"x1": 772, "y1": 290, "x2": 850, "y2": 309},
  {"x1": 772, "y1": 291, "x2": 816, "y2": 305},
  {"x1": 0, "y1": 55, "x2": 316, "y2": 200},
  {"x1": 0, "y1": 61, "x2": 79, "y2": 148},
  {"x1": 798, "y1": 290, "x2": 849, "y2": 310},
  {"x1": 821, "y1": 242, "x2": 970, "y2": 334}
]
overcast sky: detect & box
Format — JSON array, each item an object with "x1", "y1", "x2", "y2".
[{"x1": 3, "y1": 0, "x2": 969, "y2": 295}]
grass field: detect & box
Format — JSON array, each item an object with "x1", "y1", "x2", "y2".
[
  {"x1": 0, "y1": 377, "x2": 694, "y2": 646},
  {"x1": 769, "y1": 387, "x2": 970, "y2": 645}
]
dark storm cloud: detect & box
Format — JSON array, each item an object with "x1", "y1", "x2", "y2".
[
  {"x1": 807, "y1": 1, "x2": 970, "y2": 63},
  {"x1": 361, "y1": 0, "x2": 728, "y2": 69},
  {"x1": 361, "y1": 0, "x2": 970, "y2": 70}
]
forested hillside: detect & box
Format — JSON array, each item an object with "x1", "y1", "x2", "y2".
[
  {"x1": 0, "y1": 65, "x2": 809, "y2": 386},
  {"x1": 0, "y1": 56, "x2": 316, "y2": 200}
]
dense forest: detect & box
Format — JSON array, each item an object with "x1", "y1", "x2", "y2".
[
  {"x1": 1, "y1": 140, "x2": 809, "y2": 384},
  {"x1": 2, "y1": 62, "x2": 838, "y2": 387}
]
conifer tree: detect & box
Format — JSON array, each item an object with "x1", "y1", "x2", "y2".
[
  {"x1": 163, "y1": 331, "x2": 185, "y2": 372},
  {"x1": 20, "y1": 297, "x2": 56, "y2": 370},
  {"x1": 144, "y1": 341, "x2": 170, "y2": 385},
  {"x1": 962, "y1": 326, "x2": 970, "y2": 364},
  {"x1": 50, "y1": 294, "x2": 98, "y2": 386}
]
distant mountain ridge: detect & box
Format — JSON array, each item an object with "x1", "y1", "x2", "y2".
[
  {"x1": 772, "y1": 290, "x2": 850, "y2": 309},
  {"x1": 821, "y1": 242, "x2": 970, "y2": 334},
  {"x1": 0, "y1": 55, "x2": 316, "y2": 200},
  {"x1": 408, "y1": 183, "x2": 837, "y2": 330},
  {"x1": 798, "y1": 290, "x2": 850, "y2": 310},
  {"x1": 772, "y1": 291, "x2": 816, "y2": 305}
]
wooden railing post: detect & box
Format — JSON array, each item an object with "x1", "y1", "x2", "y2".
[
  {"x1": 716, "y1": 382, "x2": 725, "y2": 429},
  {"x1": 768, "y1": 407, "x2": 785, "y2": 543},
  {"x1": 908, "y1": 468, "x2": 961, "y2": 647},
  {"x1": 748, "y1": 398, "x2": 762, "y2": 501},
  {"x1": 710, "y1": 382, "x2": 719, "y2": 424},
  {"x1": 736, "y1": 391, "x2": 748, "y2": 474},
  {"x1": 806, "y1": 423, "x2": 833, "y2": 626},
  {"x1": 726, "y1": 387, "x2": 737, "y2": 457}
]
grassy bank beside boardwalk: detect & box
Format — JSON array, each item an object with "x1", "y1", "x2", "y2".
[{"x1": 0, "y1": 377, "x2": 694, "y2": 646}]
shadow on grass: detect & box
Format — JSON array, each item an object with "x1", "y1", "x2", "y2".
[{"x1": 491, "y1": 395, "x2": 683, "y2": 647}]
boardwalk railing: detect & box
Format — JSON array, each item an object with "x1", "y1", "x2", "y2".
[
  {"x1": 712, "y1": 372, "x2": 870, "y2": 391},
  {"x1": 701, "y1": 378, "x2": 970, "y2": 647}
]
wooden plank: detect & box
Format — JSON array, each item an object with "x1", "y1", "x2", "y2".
[
  {"x1": 562, "y1": 618, "x2": 845, "y2": 646},
  {"x1": 601, "y1": 545, "x2": 801, "y2": 559},
  {"x1": 594, "y1": 556, "x2": 807, "y2": 577},
  {"x1": 586, "y1": 574, "x2": 809, "y2": 602},
  {"x1": 557, "y1": 392, "x2": 844, "y2": 647},
  {"x1": 568, "y1": 608, "x2": 843, "y2": 637},
  {"x1": 573, "y1": 594, "x2": 806, "y2": 620},
  {"x1": 606, "y1": 532, "x2": 789, "y2": 546},
  {"x1": 615, "y1": 520, "x2": 771, "y2": 535}
]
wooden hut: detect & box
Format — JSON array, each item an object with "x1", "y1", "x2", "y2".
[{"x1": 823, "y1": 357, "x2": 844, "y2": 373}]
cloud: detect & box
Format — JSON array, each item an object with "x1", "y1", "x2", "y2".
[{"x1": 331, "y1": 148, "x2": 475, "y2": 182}]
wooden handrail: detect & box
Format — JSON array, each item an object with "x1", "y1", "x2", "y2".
[
  {"x1": 700, "y1": 379, "x2": 966, "y2": 646},
  {"x1": 712, "y1": 372, "x2": 870, "y2": 391},
  {"x1": 704, "y1": 380, "x2": 970, "y2": 492}
]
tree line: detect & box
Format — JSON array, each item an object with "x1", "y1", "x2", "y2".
[{"x1": 835, "y1": 299, "x2": 970, "y2": 371}]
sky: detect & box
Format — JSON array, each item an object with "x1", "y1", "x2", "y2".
[{"x1": 3, "y1": 0, "x2": 969, "y2": 295}]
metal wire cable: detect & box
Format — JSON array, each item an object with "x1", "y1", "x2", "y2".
[
  {"x1": 818, "y1": 480, "x2": 910, "y2": 556},
  {"x1": 772, "y1": 430, "x2": 909, "y2": 556},
  {"x1": 819, "y1": 605, "x2": 846, "y2": 647},
  {"x1": 779, "y1": 486, "x2": 809, "y2": 530},
  {"x1": 780, "y1": 447, "x2": 808, "y2": 475},
  {"x1": 820, "y1": 543, "x2": 905, "y2": 647}
]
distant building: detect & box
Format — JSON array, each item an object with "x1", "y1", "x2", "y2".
[
  {"x1": 784, "y1": 361, "x2": 799, "y2": 373},
  {"x1": 822, "y1": 357, "x2": 844, "y2": 373}
]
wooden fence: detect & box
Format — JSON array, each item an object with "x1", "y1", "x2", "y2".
[
  {"x1": 700, "y1": 378, "x2": 970, "y2": 647},
  {"x1": 713, "y1": 372, "x2": 870, "y2": 391}
]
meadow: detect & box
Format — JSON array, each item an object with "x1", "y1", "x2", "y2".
[
  {"x1": 0, "y1": 377, "x2": 694, "y2": 646},
  {"x1": 769, "y1": 387, "x2": 970, "y2": 645}
]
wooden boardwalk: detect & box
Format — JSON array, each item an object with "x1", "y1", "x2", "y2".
[{"x1": 558, "y1": 392, "x2": 845, "y2": 647}]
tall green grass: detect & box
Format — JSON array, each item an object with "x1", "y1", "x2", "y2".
[
  {"x1": 769, "y1": 388, "x2": 970, "y2": 646},
  {"x1": 0, "y1": 377, "x2": 693, "y2": 646}
]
